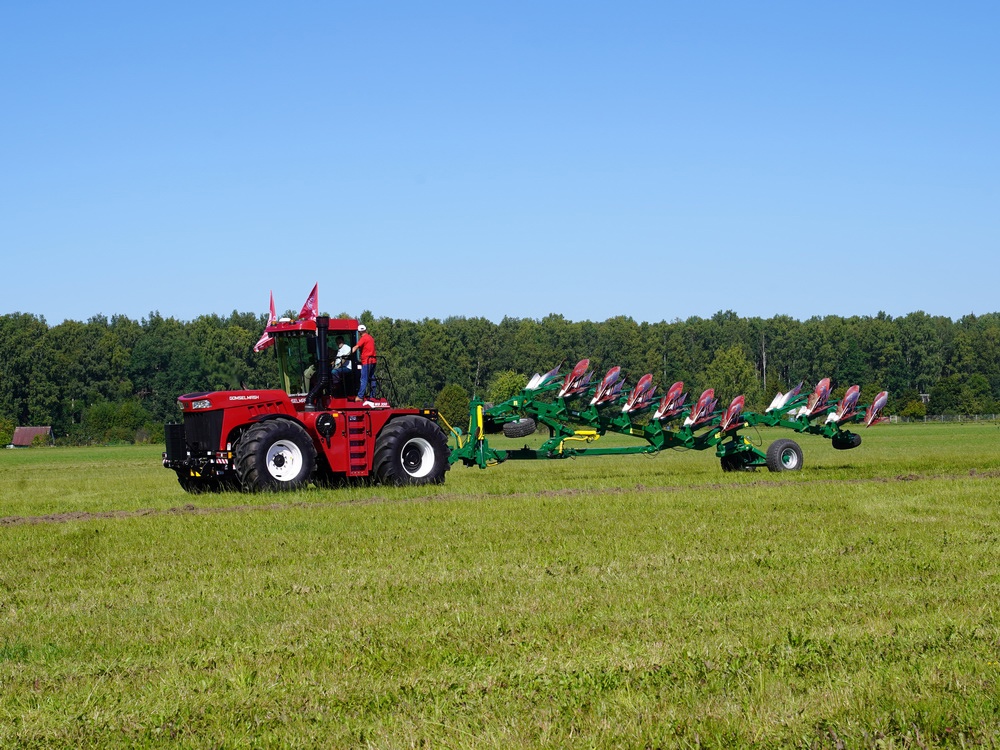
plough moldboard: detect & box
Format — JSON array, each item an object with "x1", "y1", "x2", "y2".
[{"x1": 449, "y1": 359, "x2": 889, "y2": 473}]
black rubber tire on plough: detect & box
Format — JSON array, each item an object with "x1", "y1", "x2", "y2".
[
  {"x1": 832, "y1": 432, "x2": 863, "y2": 450},
  {"x1": 502, "y1": 418, "x2": 536, "y2": 439},
  {"x1": 234, "y1": 419, "x2": 316, "y2": 491},
  {"x1": 373, "y1": 415, "x2": 451, "y2": 486},
  {"x1": 765, "y1": 438, "x2": 803, "y2": 472}
]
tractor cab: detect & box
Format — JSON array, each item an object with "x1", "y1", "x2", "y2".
[{"x1": 268, "y1": 317, "x2": 360, "y2": 403}]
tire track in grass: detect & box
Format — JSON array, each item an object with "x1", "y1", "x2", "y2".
[{"x1": 2, "y1": 469, "x2": 996, "y2": 527}]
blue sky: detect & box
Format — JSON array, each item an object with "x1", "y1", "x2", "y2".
[{"x1": 3, "y1": 2, "x2": 997, "y2": 325}]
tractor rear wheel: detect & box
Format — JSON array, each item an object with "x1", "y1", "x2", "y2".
[
  {"x1": 235, "y1": 419, "x2": 316, "y2": 491},
  {"x1": 502, "y1": 418, "x2": 536, "y2": 438},
  {"x1": 765, "y1": 438, "x2": 803, "y2": 472},
  {"x1": 373, "y1": 416, "x2": 450, "y2": 486}
]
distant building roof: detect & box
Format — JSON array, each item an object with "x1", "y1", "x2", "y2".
[{"x1": 11, "y1": 426, "x2": 54, "y2": 447}]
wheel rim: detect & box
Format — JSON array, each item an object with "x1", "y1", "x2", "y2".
[
  {"x1": 265, "y1": 439, "x2": 304, "y2": 481},
  {"x1": 780, "y1": 447, "x2": 799, "y2": 469},
  {"x1": 400, "y1": 437, "x2": 435, "y2": 478}
]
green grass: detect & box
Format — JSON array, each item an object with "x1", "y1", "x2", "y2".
[{"x1": 1, "y1": 422, "x2": 1000, "y2": 747}]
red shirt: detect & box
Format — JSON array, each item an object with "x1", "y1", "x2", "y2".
[{"x1": 356, "y1": 332, "x2": 376, "y2": 364}]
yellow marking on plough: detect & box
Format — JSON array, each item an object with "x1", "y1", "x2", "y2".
[{"x1": 558, "y1": 429, "x2": 600, "y2": 454}]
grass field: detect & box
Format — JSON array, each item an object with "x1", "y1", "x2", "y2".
[{"x1": 1, "y1": 422, "x2": 999, "y2": 748}]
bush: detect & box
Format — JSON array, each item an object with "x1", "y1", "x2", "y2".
[
  {"x1": 0, "y1": 416, "x2": 14, "y2": 446},
  {"x1": 487, "y1": 370, "x2": 528, "y2": 404},
  {"x1": 435, "y1": 384, "x2": 470, "y2": 433},
  {"x1": 898, "y1": 400, "x2": 926, "y2": 420},
  {"x1": 82, "y1": 400, "x2": 152, "y2": 444}
]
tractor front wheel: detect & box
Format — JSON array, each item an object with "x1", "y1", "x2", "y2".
[
  {"x1": 373, "y1": 416, "x2": 450, "y2": 486},
  {"x1": 235, "y1": 419, "x2": 316, "y2": 491},
  {"x1": 765, "y1": 438, "x2": 803, "y2": 472}
]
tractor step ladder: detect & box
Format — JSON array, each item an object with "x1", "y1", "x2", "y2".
[{"x1": 346, "y1": 413, "x2": 371, "y2": 477}]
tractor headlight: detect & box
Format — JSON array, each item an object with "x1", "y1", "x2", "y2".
[
  {"x1": 191, "y1": 399, "x2": 212, "y2": 410},
  {"x1": 316, "y1": 413, "x2": 336, "y2": 438}
]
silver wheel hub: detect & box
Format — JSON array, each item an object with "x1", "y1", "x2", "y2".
[
  {"x1": 266, "y1": 439, "x2": 303, "y2": 481},
  {"x1": 781, "y1": 448, "x2": 799, "y2": 469},
  {"x1": 400, "y1": 437, "x2": 435, "y2": 478}
]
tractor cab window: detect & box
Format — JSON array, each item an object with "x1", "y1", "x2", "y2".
[{"x1": 274, "y1": 334, "x2": 317, "y2": 395}]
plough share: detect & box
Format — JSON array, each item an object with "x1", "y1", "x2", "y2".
[{"x1": 450, "y1": 360, "x2": 889, "y2": 473}]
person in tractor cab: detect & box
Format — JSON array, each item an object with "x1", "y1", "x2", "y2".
[
  {"x1": 303, "y1": 354, "x2": 319, "y2": 393},
  {"x1": 331, "y1": 335, "x2": 352, "y2": 392},
  {"x1": 351, "y1": 324, "x2": 377, "y2": 401}
]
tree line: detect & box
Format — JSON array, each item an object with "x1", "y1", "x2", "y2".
[{"x1": 2, "y1": 309, "x2": 998, "y2": 445}]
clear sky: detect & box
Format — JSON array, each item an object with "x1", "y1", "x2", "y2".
[{"x1": 3, "y1": 1, "x2": 997, "y2": 326}]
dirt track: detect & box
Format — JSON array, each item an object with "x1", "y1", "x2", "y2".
[{"x1": 2, "y1": 469, "x2": 995, "y2": 527}]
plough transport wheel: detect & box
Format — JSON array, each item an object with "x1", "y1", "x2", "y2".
[{"x1": 766, "y1": 439, "x2": 803, "y2": 472}]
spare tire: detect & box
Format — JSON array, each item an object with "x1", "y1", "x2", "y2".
[{"x1": 502, "y1": 418, "x2": 536, "y2": 438}]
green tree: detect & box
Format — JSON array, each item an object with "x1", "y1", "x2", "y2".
[
  {"x1": 928, "y1": 375, "x2": 962, "y2": 415},
  {"x1": 898, "y1": 311, "x2": 947, "y2": 393},
  {"x1": 0, "y1": 313, "x2": 50, "y2": 427},
  {"x1": 434, "y1": 383, "x2": 470, "y2": 433},
  {"x1": 898, "y1": 400, "x2": 927, "y2": 420},
  {"x1": 960, "y1": 374, "x2": 994, "y2": 414},
  {"x1": 702, "y1": 345, "x2": 762, "y2": 409},
  {"x1": 0, "y1": 415, "x2": 14, "y2": 445},
  {"x1": 486, "y1": 370, "x2": 527, "y2": 404}
]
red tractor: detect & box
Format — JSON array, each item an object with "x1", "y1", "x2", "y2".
[{"x1": 162, "y1": 315, "x2": 451, "y2": 492}]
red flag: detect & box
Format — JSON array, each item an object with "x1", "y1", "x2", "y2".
[
  {"x1": 298, "y1": 283, "x2": 318, "y2": 321},
  {"x1": 253, "y1": 291, "x2": 277, "y2": 353}
]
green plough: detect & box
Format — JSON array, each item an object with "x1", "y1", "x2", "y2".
[{"x1": 449, "y1": 360, "x2": 889, "y2": 473}]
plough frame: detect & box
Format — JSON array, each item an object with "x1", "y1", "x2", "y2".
[{"x1": 449, "y1": 361, "x2": 888, "y2": 473}]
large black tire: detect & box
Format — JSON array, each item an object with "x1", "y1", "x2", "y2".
[
  {"x1": 373, "y1": 415, "x2": 450, "y2": 486},
  {"x1": 234, "y1": 419, "x2": 316, "y2": 491},
  {"x1": 765, "y1": 438, "x2": 803, "y2": 472},
  {"x1": 502, "y1": 418, "x2": 536, "y2": 439},
  {"x1": 832, "y1": 432, "x2": 862, "y2": 450}
]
